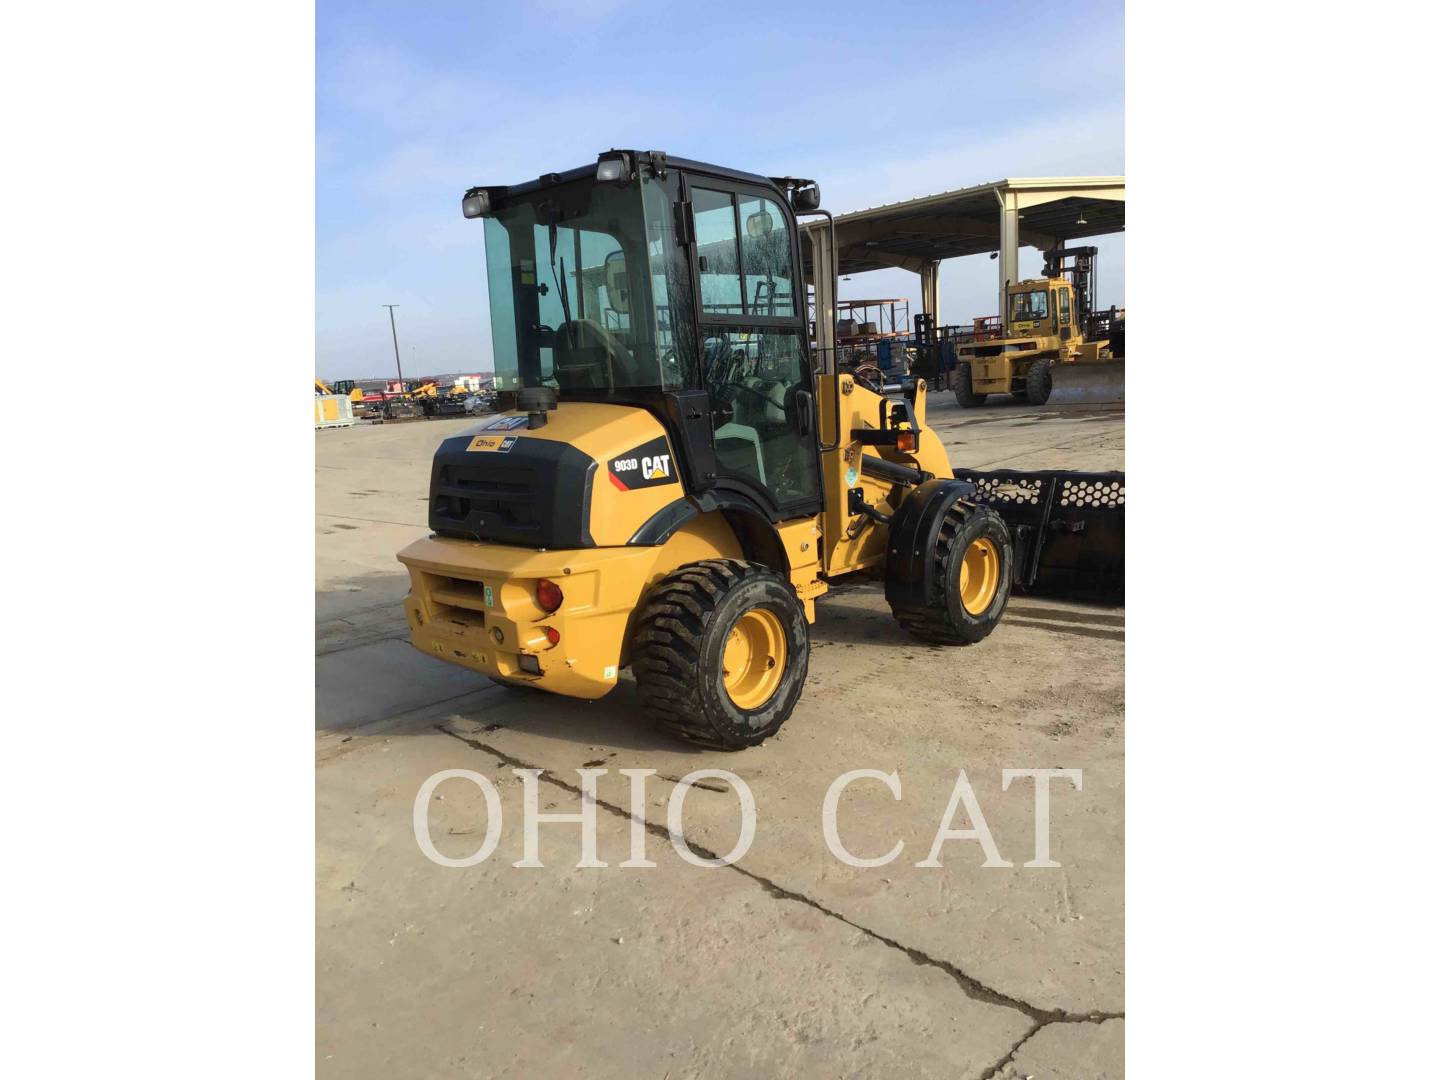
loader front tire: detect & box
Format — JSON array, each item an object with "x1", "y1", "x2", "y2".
[
  {"x1": 891, "y1": 504, "x2": 1013, "y2": 645},
  {"x1": 1025, "y1": 356, "x2": 1053, "y2": 405},
  {"x1": 953, "y1": 363, "x2": 987, "y2": 408},
  {"x1": 632, "y1": 560, "x2": 809, "y2": 750}
]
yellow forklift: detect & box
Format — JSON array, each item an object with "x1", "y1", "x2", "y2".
[
  {"x1": 951, "y1": 247, "x2": 1123, "y2": 407},
  {"x1": 396, "y1": 150, "x2": 1017, "y2": 749}
]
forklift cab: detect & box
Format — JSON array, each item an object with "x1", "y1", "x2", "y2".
[
  {"x1": 464, "y1": 151, "x2": 825, "y2": 522},
  {"x1": 1006, "y1": 280, "x2": 1075, "y2": 341}
]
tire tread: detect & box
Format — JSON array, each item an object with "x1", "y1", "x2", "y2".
[{"x1": 632, "y1": 559, "x2": 798, "y2": 750}]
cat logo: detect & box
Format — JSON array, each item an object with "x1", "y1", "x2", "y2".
[{"x1": 607, "y1": 436, "x2": 678, "y2": 491}]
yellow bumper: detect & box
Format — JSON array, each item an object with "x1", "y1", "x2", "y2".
[{"x1": 397, "y1": 535, "x2": 660, "y2": 700}]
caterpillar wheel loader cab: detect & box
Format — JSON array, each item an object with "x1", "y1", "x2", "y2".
[
  {"x1": 329, "y1": 379, "x2": 366, "y2": 404},
  {"x1": 397, "y1": 150, "x2": 1014, "y2": 749},
  {"x1": 952, "y1": 246, "x2": 1122, "y2": 408}
]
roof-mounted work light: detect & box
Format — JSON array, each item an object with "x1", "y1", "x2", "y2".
[
  {"x1": 595, "y1": 151, "x2": 633, "y2": 183},
  {"x1": 461, "y1": 186, "x2": 503, "y2": 219}
]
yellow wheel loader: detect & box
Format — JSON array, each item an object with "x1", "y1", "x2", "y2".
[
  {"x1": 396, "y1": 150, "x2": 1015, "y2": 749},
  {"x1": 951, "y1": 247, "x2": 1123, "y2": 407}
]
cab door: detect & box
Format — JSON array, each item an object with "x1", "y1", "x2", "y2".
[
  {"x1": 1057, "y1": 285, "x2": 1073, "y2": 342},
  {"x1": 681, "y1": 176, "x2": 822, "y2": 519}
]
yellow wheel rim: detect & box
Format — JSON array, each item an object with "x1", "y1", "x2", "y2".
[
  {"x1": 959, "y1": 537, "x2": 1001, "y2": 615},
  {"x1": 722, "y1": 608, "x2": 788, "y2": 710}
]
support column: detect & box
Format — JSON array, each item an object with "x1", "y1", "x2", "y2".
[
  {"x1": 919, "y1": 259, "x2": 940, "y2": 326},
  {"x1": 808, "y1": 222, "x2": 837, "y2": 371},
  {"x1": 998, "y1": 190, "x2": 1020, "y2": 331}
]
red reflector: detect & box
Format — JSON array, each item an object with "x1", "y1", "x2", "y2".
[
  {"x1": 536, "y1": 578, "x2": 564, "y2": 612},
  {"x1": 544, "y1": 626, "x2": 560, "y2": 646}
]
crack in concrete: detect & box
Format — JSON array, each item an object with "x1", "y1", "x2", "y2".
[
  {"x1": 655, "y1": 772, "x2": 730, "y2": 793},
  {"x1": 436, "y1": 723, "x2": 1123, "y2": 1067},
  {"x1": 976, "y1": 1021, "x2": 1044, "y2": 1080},
  {"x1": 976, "y1": 1014, "x2": 1123, "y2": 1080},
  {"x1": 315, "y1": 686, "x2": 502, "y2": 763}
]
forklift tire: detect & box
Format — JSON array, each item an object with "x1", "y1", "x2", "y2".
[
  {"x1": 890, "y1": 504, "x2": 1013, "y2": 645},
  {"x1": 632, "y1": 559, "x2": 809, "y2": 751},
  {"x1": 1025, "y1": 357, "x2": 1053, "y2": 405},
  {"x1": 953, "y1": 363, "x2": 988, "y2": 408}
]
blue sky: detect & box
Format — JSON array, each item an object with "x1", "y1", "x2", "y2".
[{"x1": 317, "y1": 0, "x2": 1124, "y2": 379}]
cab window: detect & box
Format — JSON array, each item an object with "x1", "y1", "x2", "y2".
[
  {"x1": 703, "y1": 330, "x2": 817, "y2": 503},
  {"x1": 1058, "y1": 288, "x2": 1071, "y2": 324},
  {"x1": 693, "y1": 188, "x2": 742, "y2": 316},
  {"x1": 693, "y1": 188, "x2": 797, "y2": 319},
  {"x1": 1010, "y1": 290, "x2": 1049, "y2": 320},
  {"x1": 738, "y1": 195, "x2": 796, "y2": 317}
]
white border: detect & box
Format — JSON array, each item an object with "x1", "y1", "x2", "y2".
[{"x1": 4, "y1": 1, "x2": 313, "y2": 1071}]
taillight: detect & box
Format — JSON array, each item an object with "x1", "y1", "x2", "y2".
[
  {"x1": 536, "y1": 578, "x2": 564, "y2": 612},
  {"x1": 543, "y1": 626, "x2": 560, "y2": 646}
]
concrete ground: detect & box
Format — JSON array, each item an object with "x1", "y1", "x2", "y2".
[{"x1": 317, "y1": 390, "x2": 1125, "y2": 1079}]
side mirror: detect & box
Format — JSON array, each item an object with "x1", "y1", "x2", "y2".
[
  {"x1": 604, "y1": 250, "x2": 629, "y2": 315},
  {"x1": 790, "y1": 183, "x2": 821, "y2": 212}
]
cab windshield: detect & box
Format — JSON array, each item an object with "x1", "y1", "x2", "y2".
[
  {"x1": 483, "y1": 175, "x2": 689, "y2": 393},
  {"x1": 1009, "y1": 289, "x2": 1050, "y2": 321}
]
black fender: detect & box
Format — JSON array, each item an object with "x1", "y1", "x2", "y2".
[
  {"x1": 627, "y1": 498, "x2": 698, "y2": 545},
  {"x1": 626, "y1": 493, "x2": 788, "y2": 575},
  {"x1": 884, "y1": 478, "x2": 979, "y2": 610}
]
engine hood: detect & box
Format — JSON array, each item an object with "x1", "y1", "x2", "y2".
[{"x1": 429, "y1": 403, "x2": 684, "y2": 548}]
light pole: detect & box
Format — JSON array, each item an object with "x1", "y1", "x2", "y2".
[{"x1": 383, "y1": 304, "x2": 403, "y2": 390}]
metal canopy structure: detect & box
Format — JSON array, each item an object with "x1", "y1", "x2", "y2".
[{"x1": 803, "y1": 176, "x2": 1124, "y2": 349}]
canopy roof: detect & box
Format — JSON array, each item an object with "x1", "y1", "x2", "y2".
[{"x1": 808, "y1": 177, "x2": 1125, "y2": 275}]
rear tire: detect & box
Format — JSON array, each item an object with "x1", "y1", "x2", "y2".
[
  {"x1": 632, "y1": 559, "x2": 809, "y2": 750},
  {"x1": 953, "y1": 362, "x2": 988, "y2": 408},
  {"x1": 891, "y1": 505, "x2": 1013, "y2": 644},
  {"x1": 1025, "y1": 356, "x2": 1053, "y2": 405}
]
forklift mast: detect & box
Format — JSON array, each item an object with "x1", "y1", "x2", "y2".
[{"x1": 1042, "y1": 246, "x2": 1098, "y2": 325}]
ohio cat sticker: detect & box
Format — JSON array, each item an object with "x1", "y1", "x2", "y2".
[
  {"x1": 607, "y1": 436, "x2": 677, "y2": 491},
  {"x1": 467, "y1": 435, "x2": 517, "y2": 453}
]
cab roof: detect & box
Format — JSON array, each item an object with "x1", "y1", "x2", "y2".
[{"x1": 481, "y1": 150, "x2": 800, "y2": 200}]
